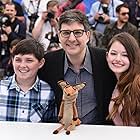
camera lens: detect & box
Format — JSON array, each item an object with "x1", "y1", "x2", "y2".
[
  {"x1": 98, "y1": 16, "x2": 104, "y2": 23},
  {"x1": 0, "y1": 14, "x2": 11, "y2": 26},
  {"x1": 44, "y1": 11, "x2": 55, "y2": 22}
]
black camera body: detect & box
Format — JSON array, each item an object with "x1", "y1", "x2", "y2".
[
  {"x1": 45, "y1": 32, "x2": 59, "y2": 44},
  {"x1": 98, "y1": 4, "x2": 109, "y2": 23},
  {"x1": 28, "y1": 13, "x2": 39, "y2": 21},
  {"x1": 44, "y1": 11, "x2": 55, "y2": 22},
  {"x1": 28, "y1": 13, "x2": 39, "y2": 33},
  {"x1": 102, "y1": 4, "x2": 109, "y2": 15},
  {"x1": 0, "y1": 14, "x2": 11, "y2": 27}
]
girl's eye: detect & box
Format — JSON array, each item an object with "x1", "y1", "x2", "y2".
[
  {"x1": 122, "y1": 54, "x2": 128, "y2": 57},
  {"x1": 110, "y1": 52, "x2": 117, "y2": 55}
]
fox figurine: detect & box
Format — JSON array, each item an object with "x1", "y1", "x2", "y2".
[{"x1": 53, "y1": 80, "x2": 86, "y2": 135}]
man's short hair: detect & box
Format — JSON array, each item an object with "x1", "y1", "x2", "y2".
[
  {"x1": 116, "y1": 3, "x2": 129, "y2": 13},
  {"x1": 12, "y1": 38, "x2": 45, "y2": 61},
  {"x1": 4, "y1": 2, "x2": 16, "y2": 10},
  {"x1": 10, "y1": 38, "x2": 22, "y2": 49},
  {"x1": 58, "y1": 9, "x2": 91, "y2": 31},
  {"x1": 47, "y1": 0, "x2": 58, "y2": 9}
]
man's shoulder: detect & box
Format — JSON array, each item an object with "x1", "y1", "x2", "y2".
[
  {"x1": 88, "y1": 47, "x2": 107, "y2": 61},
  {"x1": 45, "y1": 49, "x2": 64, "y2": 59},
  {"x1": 106, "y1": 22, "x2": 116, "y2": 30},
  {"x1": 127, "y1": 22, "x2": 137, "y2": 29},
  {"x1": 89, "y1": 46, "x2": 106, "y2": 54}
]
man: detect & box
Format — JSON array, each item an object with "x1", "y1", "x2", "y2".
[
  {"x1": 88, "y1": 0, "x2": 123, "y2": 33},
  {"x1": 0, "y1": 0, "x2": 25, "y2": 22},
  {"x1": 0, "y1": 2, "x2": 26, "y2": 69},
  {"x1": 21, "y1": 0, "x2": 49, "y2": 36},
  {"x1": 102, "y1": 3, "x2": 139, "y2": 47},
  {"x1": 121, "y1": 0, "x2": 137, "y2": 26},
  {"x1": 122, "y1": 0, "x2": 140, "y2": 39},
  {"x1": 38, "y1": 9, "x2": 117, "y2": 124},
  {"x1": 32, "y1": 0, "x2": 59, "y2": 52},
  {"x1": 0, "y1": 38, "x2": 55, "y2": 122}
]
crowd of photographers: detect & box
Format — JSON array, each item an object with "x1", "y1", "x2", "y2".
[
  {"x1": 0, "y1": 0, "x2": 140, "y2": 78},
  {"x1": 0, "y1": 0, "x2": 26, "y2": 73}
]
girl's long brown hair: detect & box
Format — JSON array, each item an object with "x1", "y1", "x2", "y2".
[{"x1": 106, "y1": 32, "x2": 140, "y2": 126}]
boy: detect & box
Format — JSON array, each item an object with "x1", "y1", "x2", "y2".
[{"x1": 0, "y1": 38, "x2": 55, "y2": 122}]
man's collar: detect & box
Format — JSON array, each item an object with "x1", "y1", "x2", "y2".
[{"x1": 64, "y1": 47, "x2": 92, "y2": 74}]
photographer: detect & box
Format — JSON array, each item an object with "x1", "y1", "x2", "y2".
[
  {"x1": 88, "y1": 0, "x2": 123, "y2": 33},
  {"x1": 0, "y1": 2, "x2": 26, "y2": 69},
  {"x1": 32, "y1": 0, "x2": 59, "y2": 52},
  {"x1": 21, "y1": 0, "x2": 49, "y2": 36},
  {"x1": 0, "y1": 0, "x2": 25, "y2": 22}
]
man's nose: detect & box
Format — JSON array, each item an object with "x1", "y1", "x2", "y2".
[{"x1": 68, "y1": 32, "x2": 76, "y2": 41}]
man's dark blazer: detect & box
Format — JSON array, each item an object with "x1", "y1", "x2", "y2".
[{"x1": 38, "y1": 47, "x2": 117, "y2": 124}]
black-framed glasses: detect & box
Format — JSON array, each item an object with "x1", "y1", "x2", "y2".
[
  {"x1": 120, "y1": 12, "x2": 129, "y2": 16},
  {"x1": 59, "y1": 29, "x2": 86, "y2": 38}
]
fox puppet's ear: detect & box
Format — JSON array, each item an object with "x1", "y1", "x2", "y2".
[
  {"x1": 74, "y1": 82, "x2": 86, "y2": 91},
  {"x1": 57, "y1": 80, "x2": 69, "y2": 90},
  {"x1": 58, "y1": 80, "x2": 86, "y2": 91}
]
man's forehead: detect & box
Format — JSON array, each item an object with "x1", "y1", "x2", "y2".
[
  {"x1": 60, "y1": 22, "x2": 84, "y2": 29},
  {"x1": 5, "y1": 4, "x2": 15, "y2": 10}
]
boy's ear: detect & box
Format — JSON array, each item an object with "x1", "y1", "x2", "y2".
[{"x1": 38, "y1": 58, "x2": 45, "y2": 69}]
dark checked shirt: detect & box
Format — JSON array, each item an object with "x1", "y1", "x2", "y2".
[{"x1": 0, "y1": 75, "x2": 55, "y2": 122}]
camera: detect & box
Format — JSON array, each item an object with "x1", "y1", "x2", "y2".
[
  {"x1": 28, "y1": 13, "x2": 39, "y2": 33},
  {"x1": 98, "y1": 14, "x2": 104, "y2": 23},
  {"x1": 98, "y1": 4, "x2": 109, "y2": 23},
  {"x1": 102, "y1": 4, "x2": 109, "y2": 14},
  {"x1": 0, "y1": 14, "x2": 11, "y2": 27},
  {"x1": 45, "y1": 32, "x2": 59, "y2": 44},
  {"x1": 44, "y1": 11, "x2": 55, "y2": 22}
]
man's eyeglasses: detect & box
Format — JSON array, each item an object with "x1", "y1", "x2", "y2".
[
  {"x1": 120, "y1": 12, "x2": 129, "y2": 16},
  {"x1": 59, "y1": 29, "x2": 86, "y2": 38}
]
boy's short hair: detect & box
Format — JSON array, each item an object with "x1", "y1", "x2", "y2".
[
  {"x1": 12, "y1": 38, "x2": 45, "y2": 61},
  {"x1": 10, "y1": 38, "x2": 22, "y2": 49}
]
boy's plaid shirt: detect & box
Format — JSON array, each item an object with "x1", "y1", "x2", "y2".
[{"x1": 0, "y1": 75, "x2": 55, "y2": 122}]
